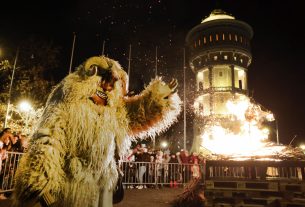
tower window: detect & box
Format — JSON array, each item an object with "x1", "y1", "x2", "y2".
[
  {"x1": 199, "y1": 82, "x2": 204, "y2": 91},
  {"x1": 235, "y1": 34, "x2": 238, "y2": 41},
  {"x1": 199, "y1": 39, "x2": 201, "y2": 46},
  {"x1": 222, "y1": 33, "x2": 225, "y2": 40},
  {"x1": 224, "y1": 55, "x2": 228, "y2": 60},
  {"x1": 240, "y1": 59, "x2": 243, "y2": 63},
  {"x1": 199, "y1": 103, "x2": 203, "y2": 111},
  {"x1": 210, "y1": 35, "x2": 212, "y2": 42},
  {"x1": 214, "y1": 56, "x2": 218, "y2": 60},
  {"x1": 239, "y1": 80, "x2": 243, "y2": 89},
  {"x1": 204, "y1": 36, "x2": 206, "y2": 44},
  {"x1": 216, "y1": 34, "x2": 219, "y2": 41},
  {"x1": 229, "y1": 34, "x2": 232, "y2": 40},
  {"x1": 234, "y1": 56, "x2": 237, "y2": 61},
  {"x1": 240, "y1": 36, "x2": 243, "y2": 43}
]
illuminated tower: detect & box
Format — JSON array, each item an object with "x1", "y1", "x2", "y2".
[{"x1": 186, "y1": 9, "x2": 253, "y2": 152}]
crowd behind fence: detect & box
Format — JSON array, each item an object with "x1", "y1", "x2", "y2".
[
  {"x1": 2, "y1": 152, "x2": 305, "y2": 193},
  {"x1": 0, "y1": 152, "x2": 205, "y2": 193},
  {"x1": 120, "y1": 161, "x2": 205, "y2": 189}
]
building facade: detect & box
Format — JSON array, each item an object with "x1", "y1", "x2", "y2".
[{"x1": 186, "y1": 9, "x2": 253, "y2": 152}]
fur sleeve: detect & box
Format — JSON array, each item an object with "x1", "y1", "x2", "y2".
[
  {"x1": 125, "y1": 77, "x2": 182, "y2": 139},
  {"x1": 13, "y1": 128, "x2": 66, "y2": 205}
]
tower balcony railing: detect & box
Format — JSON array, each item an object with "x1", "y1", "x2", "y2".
[{"x1": 196, "y1": 86, "x2": 247, "y2": 95}]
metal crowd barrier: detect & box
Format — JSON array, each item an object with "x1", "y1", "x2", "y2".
[
  {"x1": 0, "y1": 151, "x2": 24, "y2": 193},
  {"x1": 4, "y1": 152, "x2": 305, "y2": 194},
  {"x1": 0, "y1": 154, "x2": 205, "y2": 193},
  {"x1": 120, "y1": 161, "x2": 205, "y2": 188}
]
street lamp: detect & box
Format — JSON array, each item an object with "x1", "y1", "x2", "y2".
[
  {"x1": 18, "y1": 100, "x2": 33, "y2": 135},
  {"x1": 161, "y1": 141, "x2": 168, "y2": 149}
]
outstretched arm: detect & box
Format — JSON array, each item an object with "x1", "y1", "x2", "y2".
[{"x1": 125, "y1": 77, "x2": 182, "y2": 139}]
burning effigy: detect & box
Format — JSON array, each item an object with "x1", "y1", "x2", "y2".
[{"x1": 196, "y1": 95, "x2": 305, "y2": 161}]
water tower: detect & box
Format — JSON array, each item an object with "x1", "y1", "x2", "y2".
[{"x1": 185, "y1": 9, "x2": 253, "y2": 152}]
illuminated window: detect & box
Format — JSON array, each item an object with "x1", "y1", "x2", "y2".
[
  {"x1": 229, "y1": 34, "x2": 232, "y2": 40},
  {"x1": 199, "y1": 103, "x2": 203, "y2": 111},
  {"x1": 235, "y1": 34, "x2": 238, "y2": 41},
  {"x1": 224, "y1": 55, "x2": 228, "y2": 60},
  {"x1": 210, "y1": 35, "x2": 212, "y2": 42},
  {"x1": 234, "y1": 56, "x2": 237, "y2": 61},
  {"x1": 240, "y1": 59, "x2": 243, "y2": 63},
  {"x1": 214, "y1": 56, "x2": 218, "y2": 60},
  {"x1": 199, "y1": 39, "x2": 201, "y2": 46},
  {"x1": 222, "y1": 33, "x2": 225, "y2": 40},
  {"x1": 199, "y1": 82, "x2": 204, "y2": 91},
  {"x1": 216, "y1": 34, "x2": 219, "y2": 41},
  {"x1": 204, "y1": 36, "x2": 206, "y2": 44}
]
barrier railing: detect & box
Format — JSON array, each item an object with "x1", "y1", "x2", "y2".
[
  {"x1": 2, "y1": 152, "x2": 305, "y2": 194},
  {"x1": 0, "y1": 151, "x2": 23, "y2": 193},
  {"x1": 0, "y1": 153, "x2": 205, "y2": 193},
  {"x1": 120, "y1": 161, "x2": 205, "y2": 188}
]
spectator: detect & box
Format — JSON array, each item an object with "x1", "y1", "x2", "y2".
[
  {"x1": 155, "y1": 150, "x2": 164, "y2": 189},
  {"x1": 19, "y1": 135, "x2": 29, "y2": 153},
  {"x1": 163, "y1": 153, "x2": 171, "y2": 184},
  {"x1": 8, "y1": 134, "x2": 22, "y2": 152},
  {"x1": 0, "y1": 128, "x2": 12, "y2": 200},
  {"x1": 169, "y1": 154, "x2": 179, "y2": 188},
  {"x1": 135, "y1": 146, "x2": 150, "y2": 189},
  {"x1": 148, "y1": 155, "x2": 155, "y2": 188},
  {"x1": 191, "y1": 157, "x2": 200, "y2": 179},
  {"x1": 178, "y1": 149, "x2": 190, "y2": 183}
]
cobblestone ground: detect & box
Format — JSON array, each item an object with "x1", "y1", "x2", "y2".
[
  {"x1": 0, "y1": 188, "x2": 184, "y2": 207},
  {"x1": 114, "y1": 188, "x2": 184, "y2": 207}
]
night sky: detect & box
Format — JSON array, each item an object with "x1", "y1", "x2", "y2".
[{"x1": 1, "y1": 0, "x2": 305, "y2": 146}]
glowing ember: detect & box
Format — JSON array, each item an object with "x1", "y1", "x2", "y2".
[{"x1": 200, "y1": 94, "x2": 278, "y2": 157}]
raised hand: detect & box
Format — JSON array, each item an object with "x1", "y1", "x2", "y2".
[{"x1": 168, "y1": 79, "x2": 178, "y2": 94}]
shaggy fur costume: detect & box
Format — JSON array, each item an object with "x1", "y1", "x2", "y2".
[{"x1": 13, "y1": 56, "x2": 181, "y2": 207}]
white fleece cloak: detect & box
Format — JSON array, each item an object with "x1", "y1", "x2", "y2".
[{"x1": 13, "y1": 56, "x2": 181, "y2": 207}]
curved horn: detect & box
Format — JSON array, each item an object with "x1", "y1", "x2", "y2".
[{"x1": 84, "y1": 56, "x2": 111, "y2": 72}]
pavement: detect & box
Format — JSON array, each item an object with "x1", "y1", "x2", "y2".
[{"x1": 0, "y1": 188, "x2": 184, "y2": 207}]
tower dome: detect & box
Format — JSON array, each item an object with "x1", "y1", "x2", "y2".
[{"x1": 201, "y1": 9, "x2": 235, "y2": 23}]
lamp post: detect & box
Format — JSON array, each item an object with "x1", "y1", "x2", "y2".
[
  {"x1": 18, "y1": 100, "x2": 33, "y2": 135},
  {"x1": 275, "y1": 118, "x2": 279, "y2": 145},
  {"x1": 4, "y1": 48, "x2": 19, "y2": 128}
]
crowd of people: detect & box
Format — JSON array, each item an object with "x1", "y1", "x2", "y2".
[
  {"x1": 122, "y1": 144, "x2": 205, "y2": 189},
  {"x1": 0, "y1": 127, "x2": 28, "y2": 158},
  {"x1": 0, "y1": 128, "x2": 28, "y2": 199}
]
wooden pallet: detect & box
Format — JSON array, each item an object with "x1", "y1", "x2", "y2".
[{"x1": 206, "y1": 180, "x2": 279, "y2": 191}]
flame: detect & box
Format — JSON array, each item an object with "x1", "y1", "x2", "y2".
[{"x1": 200, "y1": 94, "x2": 279, "y2": 157}]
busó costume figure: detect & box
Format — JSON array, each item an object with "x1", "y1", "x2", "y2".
[{"x1": 12, "y1": 56, "x2": 181, "y2": 207}]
